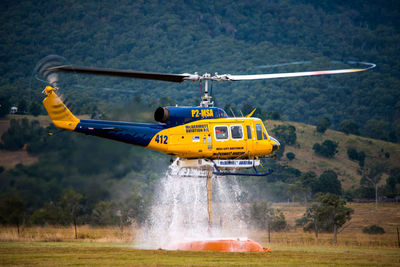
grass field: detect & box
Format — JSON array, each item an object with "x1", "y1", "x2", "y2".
[
  {"x1": 1, "y1": 202, "x2": 399, "y2": 266},
  {"x1": 0, "y1": 241, "x2": 399, "y2": 266}
]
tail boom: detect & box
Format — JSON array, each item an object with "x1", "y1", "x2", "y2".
[{"x1": 42, "y1": 86, "x2": 164, "y2": 147}]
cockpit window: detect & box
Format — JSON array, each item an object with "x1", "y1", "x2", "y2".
[
  {"x1": 231, "y1": 125, "x2": 243, "y2": 139},
  {"x1": 215, "y1": 126, "x2": 229, "y2": 140},
  {"x1": 263, "y1": 130, "x2": 267, "y2": 140},
  {"x1": 256, "y1": 124, "x2": 263, "y2": 140}
]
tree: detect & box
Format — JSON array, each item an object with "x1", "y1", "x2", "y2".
[
  {"x1": 384, "y1": 168, "x2": 400, "y2": 198},
  {"x1": 315, "y1": 170, "x2": 342, "y2": 196},
  {"x1": 313, "y1": 140, "x2": 338, "y2": 158},
  {"x1": 364, "y1": 119, "x2": 390, "y2": 140},
  {"x1": 241, "y1": 102, "x2": 255, "y2": 116},
  {"x1": 29, "y1": 202, "x2": 63, "y2": 225},
  {"x1": 362, "y1": 224, "x2": 385, "y2": 234},
  {"x1": 296, "y1": 202, "x2": 322, "y2": 238},
  {"x1": 361, "y1": 162, "x2": 385, "y2": 210},
  {"x1": 1, "y1": 119, "x2": 45, "y2": 151},
  {"x1": 288, "y1": 181, "x2": 310, "y2": 204},
  {"x1": 318, "y1": 193, "x2": 353, "y2": 245},
  {"x1": 286, "y1": 152, "x2": 295, "y2": 160},
  {"x1": 117, "y1": 190, "x2": 146, "y2": 232},
  {"x1": 60, "y1": 189, "x2": 83, "y2": 239},
  {"x1": 339, "y1": 120, "x2": 359, "y2": 135},
  {"x1": 346, "y1": 147, "x2": 366, "y2": 167},
  {"x1": 29, "y1": 102, "x2": 42, "y2": 116},
  {"x1": 250, "y1": 201, "x2": 287, "y2": 242},
  {"x1": 271, "y1": 125, "x2": 296, "y2": 145},
  {"x1": 297, "y1": 193, "x2": 353, "y2": 244},
  {"x1": 299, "y1": 171, "x2": 318, "y2": 198},
  {"x1": 316, "y1": 117, "x2": 331, "y2": 134},
  {"x1": 0, "y1": 195, "x2": 25, "y2": 235},
  {"x1": 17, "y1": 99, "x2": 28, "y2": 114},
  {"x1": 0, "y1": 97, "x2": 11, "y2": 118},
  {"x1": 91, "y1": 201, "x2": 119, "y2": 225}
]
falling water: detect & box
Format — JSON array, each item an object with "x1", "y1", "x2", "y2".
[{"x1": 135, "y1": 160, "x2": 249, "y2": 249}]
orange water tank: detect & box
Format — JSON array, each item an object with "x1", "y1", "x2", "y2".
[{"x1": 166, "y1": 238, "x2": 271, "y2": 252}]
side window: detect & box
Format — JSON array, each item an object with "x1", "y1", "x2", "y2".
[
  {"x1": 263, "y1": 130, "x2": 267, "y2": 140},
  {"x1": 231, "y1": 125, "x2": 243, "y2": 139},
  {"x1": 246, "y1": 125, "x2": 252, "y2": 139},
  {"x1": 215, "y1": 126, "x2": 229, "y2": 140},
  {"x1": 256, "y1": 124, "x2": 263, "y2": 140}
]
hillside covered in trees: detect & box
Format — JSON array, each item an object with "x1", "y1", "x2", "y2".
[
  {"x1": 0, "y1": 1, "x2": 399, "y2": 228},
  {"x1": 1, "y1": 0, "x2": 399, "y2": 140}
]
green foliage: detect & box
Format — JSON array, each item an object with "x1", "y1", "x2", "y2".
[
  {"x1": 316, "y1": 117, "x2": 331, "y2": 134},
  {"x1": 264, "y1": 111, "x2": 281, "y2": 120},
  {"x1": 250, "y1": 201, "x2": 287, "y2": 231},
  {"x1": 0, "y1": 0, "x2": 398, "y2": 144},
  {"x1": 314, "y1": 170, "x2": 342, "y2": 196},
  {"x1": 362, "y1": 224, "x2": 385, "y2": 235},
  {"x1": 313, "y1": 139, "x2": 338, "y2": 158},
  {"x1": 384, "y1": 168, "x2": 400, "y2": 198},
  {"x1": 339, "y1": 120, "x2": 359, "y2": 135},
  {"x1": 361, "y1": 162, "x2": 385, "y2": 189},
  {"x1": 364, "y1": 119, "x2": 391, "y2": 141},
  {"x1": 0, "y1": 195, "x2": 25, "y2": 232},
  {"x1": 59, "y1": 189, "x2": 83, "y2": 225},
  {"x1": 346, "y1": 147, "x2": 365, "y2": 167},
  {"x1": 299, "y1": 171, "x2": 318, "y2": 191},
  {"x1": 29, "y1": 102, "x2": 42, "y2": 116},
  {"x1": 297, "y1": 193, "x2": 353, "y2": 240},
  {"x1": 271, "y1": 125, "x2": 296, "y2": 145},
  {"x1": 0, "y1": 97, "x2": 10, "y2": 118},
  {"x1": 29, "y1": 202, "x2": 64, "y2": 225},
  {"x1": 1, "y1": 118, "x2": 45, "y2": 151},
  {"x1": 286, "y1": 152, "x2": 295, "y2": 160},
  {"x1": 17, "y1": 99, "x2": 28, "y2": 115},
  {"x1": 91, "y1": 201, "x2": 119, "y2": 226}
]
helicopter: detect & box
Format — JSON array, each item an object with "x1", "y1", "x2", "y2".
[{"x1": 41, "y1": 60, "x2": 375, "y2": 176}]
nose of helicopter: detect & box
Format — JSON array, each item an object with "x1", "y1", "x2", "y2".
[{"x1": 270, "y1": 136, "x2": 280, "y2": 153}]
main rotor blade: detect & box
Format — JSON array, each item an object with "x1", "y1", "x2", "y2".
[
  {"x1": 48, "y1": 65, "x2": 192, "y2": 83},
  {"x1": 226, "y1": 62, "x2": 376, "y2": 81}
]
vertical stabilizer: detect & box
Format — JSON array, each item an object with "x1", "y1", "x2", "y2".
[{"x1": 42, "y1": 86, "x2": 80, "y2": 131}]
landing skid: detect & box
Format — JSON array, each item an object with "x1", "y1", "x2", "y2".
[
  {"x1": 174, "y1": 158, "x2": 273, "y2": 177},
  {"x1": 212, "y1": 164, "x2": 273, "y2": 176}
]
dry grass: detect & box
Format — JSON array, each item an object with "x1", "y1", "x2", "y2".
[
  {"x1": 1, "y1": 203, "x2": 399, "y2": 248},
  {"x1": 0, "y1": 150, "x2": 38, "y2": 170},
  {"x1": 264, "y1": 202, "x2": 400, "y2": 248},
  {"x1": 0, "y1": 203, "x2": 399, "y2": 266},
  {"x1": 0, "y1": 225, "x2": 134, "y2": 243}
]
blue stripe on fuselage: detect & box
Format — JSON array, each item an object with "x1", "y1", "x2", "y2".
[{"x1": 75, "y1": 119, "x2": 165, "y2": 147}]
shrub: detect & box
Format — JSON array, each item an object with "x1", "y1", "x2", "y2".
[
  {"x1": 313, "y1": 140, "x2": 338, "y2": 158},
  {"x1": 339, "y1": 120, "x2": 359, "y2": 135},
  {"x1": 272, "y1": 125, "x2": 296, "y2": 145},
  {"x1": 362, "y1": 224, "x2": 385, "y2": 234},
  {"x1": 316, "y1": 117, "x2": 331, "y2": 134},
  {"x1": 286, "y1": 152, "x2": 295, "y2": 160}
]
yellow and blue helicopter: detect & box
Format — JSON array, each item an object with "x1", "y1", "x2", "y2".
[{"x1": 40, "y1": 60, "x2": 374, "y2": 176}]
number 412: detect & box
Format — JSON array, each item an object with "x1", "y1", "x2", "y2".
[{"x1": 155, "y1": 135, "x2": 168, "y2": 144}]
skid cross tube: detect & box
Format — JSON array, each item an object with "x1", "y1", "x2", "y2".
[{"x1": 211, "y1": 160, "x2": 273, "y2": 176}]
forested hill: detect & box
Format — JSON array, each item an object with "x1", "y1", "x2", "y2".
[{"x1": 1, "y1": 0, "x2": 399, "y2": 141}]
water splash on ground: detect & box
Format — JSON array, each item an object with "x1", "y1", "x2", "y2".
[{"x1": 135, "y1": 160, "x2": 249, "y2": 249}]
